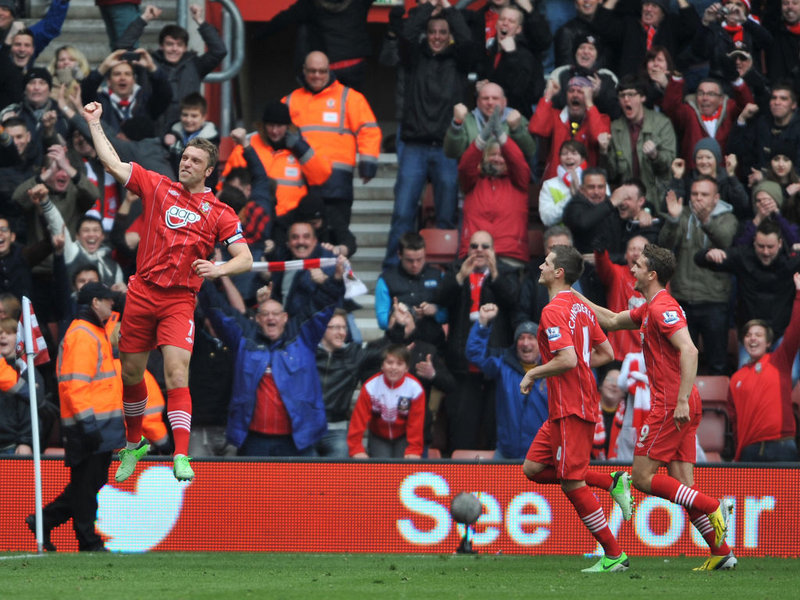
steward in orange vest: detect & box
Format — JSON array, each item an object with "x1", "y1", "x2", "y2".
[
  {"x1": 222, "y1": 100, "x2": 332, "y2": 247},
  {"x1": 283, "y1": 51, "x2": 382, "y2": 247},
  {"x1": 33, "y1": 282, "x2": 125, "y2": 552}
]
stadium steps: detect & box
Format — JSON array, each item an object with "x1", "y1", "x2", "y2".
[
  {"x1": 349, "y1": 153, "x2": 396, "y2": 342},
  {"x1": 29, "y1": 0, "x2": 179, "y2": 67}
]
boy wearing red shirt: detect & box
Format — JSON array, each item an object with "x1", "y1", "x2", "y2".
[{"x1": 348, "y1": 345, "x2": 425, "y2": 459}]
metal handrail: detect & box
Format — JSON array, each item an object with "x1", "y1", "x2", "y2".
[
  {"x1": 177, "y1": 0, "x2": 245, "y2": 135},
  {"x1": 177, "y1": 0, "x2": 244, "y2": 83}
]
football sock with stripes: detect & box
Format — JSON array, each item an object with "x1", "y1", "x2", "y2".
[
  {"x1": 650, "y1": 474, "x2": 718, "y2": 513},
  {"x1": 167, "y1": 387, "x2": 192, "y2": 456},
  {"x1": 688, "y1": 505, "x2": 731, "y2": 555},
  {"x1": 565, "y1": 485, "x2": 622, "y2": 557},
  {"x1": 122, "y1": 380, "x2": 148, "y2": 446}
]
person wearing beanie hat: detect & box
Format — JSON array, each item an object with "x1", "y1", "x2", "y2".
[
  {"x1": 222, "y1": 99, "x2": 332, "y2": 252},
  {"x1": 669, "y1": 136, "x2": 750, "y2": 220},
  {"x1": 261, "y1": 100, "x2": 291, "y2": 126},
  {"x1": 464, "y1": 302, "x2": 547, "y2": 460},
  {"x1": 751, "y1": 180, "x2": 784, "y2": 216},
  {"x1": 553, "y1": 0, "x2": 609, "y2": 69},
  {"x1": 547, "y1": 30, "x2": 621, "y2": 120}
]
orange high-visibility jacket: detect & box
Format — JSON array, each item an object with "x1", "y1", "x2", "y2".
[
  {"x1": 57, "y1": 317, "x2": 125, "y2": 462},
  {"x1": 0, "y1": 356, "x2": 19, "y2": 392},
  {"x1": 222, "y1": 134, "x2": 332, "y2": 217},
  {"x1": 112, "y1": 358, "x2": 169, "y2": 447},
  {"x1": 283, "y1": 80, "x2": 381, "y2": 178}
]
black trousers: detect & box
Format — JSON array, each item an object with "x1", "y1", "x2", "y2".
[
  {"x1": 446, "y1": 372, "x2": 496, "y2": 453},
  {"x1": 41, "y1": 451, "x2": 112, "y2": 550}
]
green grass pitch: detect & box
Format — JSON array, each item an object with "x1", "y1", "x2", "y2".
[{"x1": 1, "y1": 553, "x2": 796, "y2": 600}]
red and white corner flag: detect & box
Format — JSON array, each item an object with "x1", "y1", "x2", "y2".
[{"x1": 16, "y1": 298, "x2": 50, "y2": 366}]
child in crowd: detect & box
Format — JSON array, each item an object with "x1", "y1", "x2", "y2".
[
  {"x1": 347, "y1": 344, "x2": 425, "y2": 459},
  {"x1": 164, "y1": 92, "x2": 220, "y2": 184},
  {"x1": 538, "y1": 140, "x2": 588, "y2": 227}
]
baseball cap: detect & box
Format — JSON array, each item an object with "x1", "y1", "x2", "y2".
[
  {"x1": 77, "y1": 282, "x2": 115, "y2": 305},
  {"x1": 727, "y1": 40, "x2": 751, "y2": 60}
]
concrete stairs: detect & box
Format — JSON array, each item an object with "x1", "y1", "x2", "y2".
[
  {"x1": 28, "y1": 0, "x2": 178, "y2": 67},
  {"x1": 26, "y1": 1, "x2": 400, "y2": 342},
  {"x1": 349, "y1": 153, "x2": 397, "y2": 342}
]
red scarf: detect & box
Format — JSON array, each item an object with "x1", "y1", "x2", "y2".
[
  {"x1": 560, "y1": 161, "x2": 588, "y2": 187},
  {"x1": 469, "y1": 270, "x2": 488, "y2": 320},
  {"x1": 485, "y1": 11, "x2": 499, "y2": 47},
  {"x1": 642, "y1": 23, "x2": 656, "y2": 49},
  {"x1": 787, "y1": 21, "x2": 800, "y2": 35},
  {"x1": 722, "y1": 21, "x2": 744, "y2": 42},
  {"x1": 701, "y1": 104, "x2": 723, "y2": 122}
]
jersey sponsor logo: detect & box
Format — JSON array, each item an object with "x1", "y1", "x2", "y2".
[
  {"x1": 284, "y1": 167, "x2": 299, "y2": 178},
  {"x1": 165, "y1": 205, "x2": 201, "y2": 229},
  {"x1": 323, "y1": 111, "x2": 338, "y2": 123},
  {"x1": 546, "y1": 326, "x2": 561, "y2": 341},
  {"x1": 662, "y1": 310, "x2": 680, "y2": 325},
  {"x1": 424, "y1": 279, "x2": 439, "y2": 288}
]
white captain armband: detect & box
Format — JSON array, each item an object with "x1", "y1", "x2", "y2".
[{"x1": 223, "y1": 224, "x2": 245, "y2": 246}]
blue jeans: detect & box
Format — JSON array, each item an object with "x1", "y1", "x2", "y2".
[
  {"x1": 384, "y1": 143, "x2": 458, "y2": 266},
  {"x1": 238, "y1": 433, "x2": 316, "y2": 457},
  {"x1": 740, "y1": 438, "x2": 798, "y2": 462},
  {"x1": 99, "y1": 3, "x2": 141, "y2": 50},
  {"x1": 314, "y1": 427, "x2": 349, "y2": 458}
]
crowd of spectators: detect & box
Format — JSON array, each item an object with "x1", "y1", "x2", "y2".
[{"x1": 2, "y1": 0, "x2": 799, "y2": 464}]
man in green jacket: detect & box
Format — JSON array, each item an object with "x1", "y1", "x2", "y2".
[
  {"x1": 599, "y1": 75, "x2": 676, "y2": 207},
  {"x1": 658, "y1": 176, "x2": 738, "y2": 375},
  {"x1": 443, "y1": 82, "x2": 536, "y2": 162}
]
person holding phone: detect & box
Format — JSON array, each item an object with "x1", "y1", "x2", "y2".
[{"x1": 80, "y1": 47, "x2": 172, "y2": 134}]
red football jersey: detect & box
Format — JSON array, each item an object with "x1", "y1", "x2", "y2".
[
  {"x1": 538, "y1": 290, "x2": 607, "y2": 423},
  {"x1": 125, "y1": 163, "x2": 244, "y2": 291},
  {"x1": 629, "y1": 289, "x2": 701, "y2": 412}
]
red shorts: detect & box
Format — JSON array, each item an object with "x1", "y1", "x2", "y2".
[
  {"x1": 118, "y1": 275, "x2": 197, "y2": 353},
  {"x1": 634, "y1": 405, "x2": 700, "y2": 464},
  {"x1": 525, "y1": 416, "x2": 595, "y2": 481}
]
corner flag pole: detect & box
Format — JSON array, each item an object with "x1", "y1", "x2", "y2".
[{"x1": 22, "y1": 296, "x2": 44, "y2": 554}]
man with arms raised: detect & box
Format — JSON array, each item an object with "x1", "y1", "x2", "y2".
[
  {"x1": 578, "y1": 244, "x2": 735, "y2": 571},
  {"x1": 81, "y1": 101, "x2": 253, "y2": 482},
  {"x1": 520, "y1": 244, "x2": 632, "y2": 573}
]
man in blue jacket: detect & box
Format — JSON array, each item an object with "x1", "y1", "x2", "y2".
[
  {"x1": 465, "y1": 302, "x2": 548, "y2": 459},
  {"x1": 200, "y1": 255, "x2": 346, "y2": 457}
]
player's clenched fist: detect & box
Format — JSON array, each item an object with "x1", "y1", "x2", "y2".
[{"x1": 82, "y1": 101, "x2": 103, "y2": 122}]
